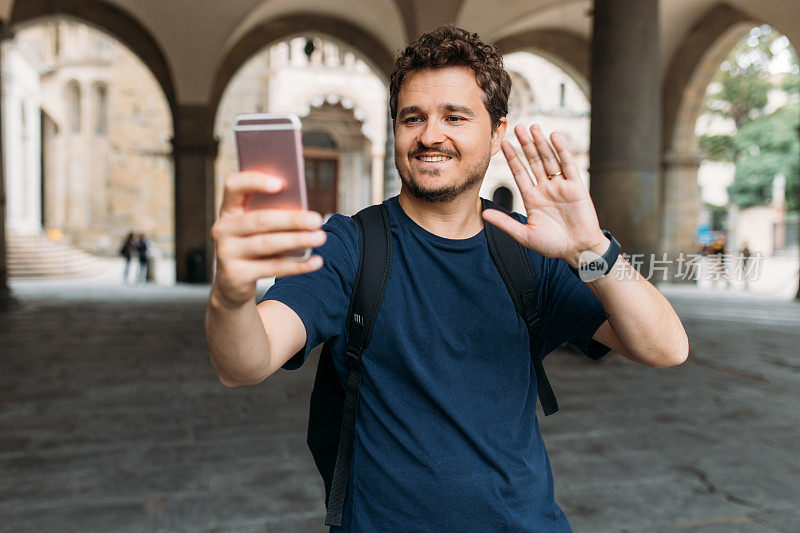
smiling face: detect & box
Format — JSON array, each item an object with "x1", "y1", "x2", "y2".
[{"x1": 394, "y1": 66, "x2": 506, "y2": 203}]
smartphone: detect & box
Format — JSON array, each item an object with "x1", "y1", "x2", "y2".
[{"x1": 234, "y1": 112, "x2": 311, "y2": 260}]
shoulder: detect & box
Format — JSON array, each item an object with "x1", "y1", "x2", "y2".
[{"x1": 321, "y1": 213, "x2": 359, "y2": 269}]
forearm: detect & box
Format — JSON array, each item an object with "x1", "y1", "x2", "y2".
[
  {"x1": 584, "y1": 254, "x2": 688, "y2": 367},
  {"x1": 205, "y1": 286, "x2": 273, "y2": 387}
]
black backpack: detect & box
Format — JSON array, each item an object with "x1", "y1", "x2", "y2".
[{"x1": 307, "y1": 198, "x2": 558, "y2": 527}]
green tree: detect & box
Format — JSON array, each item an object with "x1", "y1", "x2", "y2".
[
  {"x1": 698, "y1": 25, "x2": 799, "y2": 211},
  {"x1": 726, "y1": 104, "x2": 799, "y2": 211}
]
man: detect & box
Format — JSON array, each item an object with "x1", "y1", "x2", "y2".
[{"x1": 206, "y1": 26, "x2": 688, "y2": 532}]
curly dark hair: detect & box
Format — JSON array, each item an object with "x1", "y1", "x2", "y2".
[{"x1": 389, "y1": 25, "x2": 511, "y2": 131}]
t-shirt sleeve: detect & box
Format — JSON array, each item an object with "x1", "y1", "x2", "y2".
[
  {"x1": 257, "y1": 214, "x2": 358, "y2": 370},
  {"x1": 539, "y1": 256, "x2": 611, "y2": 360}
]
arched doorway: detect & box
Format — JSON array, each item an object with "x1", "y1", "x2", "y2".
[
  {"x1": 662, "y1": 4, "x2": 799, "y2": 295},
  {"x1": 4, "y1": 15, "x2": 175, "y2": 281},
  {"x1": 213, "y1": 33, "x2": 387, "y2": 218}
]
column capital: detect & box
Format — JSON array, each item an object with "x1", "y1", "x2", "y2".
[
  {"x1": 0, "y1": 20, "x2": 15, "y2": 42},
  {"x1": 171, "y1": 104, "x2": 218, "y2": 157},
  {"x1": 661, "y1": 151, "x2": 705, "y2": 170}
]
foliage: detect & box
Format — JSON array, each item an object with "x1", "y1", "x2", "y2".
[
  {"x1": 698, "y1": 134, "x2": 735, "y2": 162},
  {"x1": 726, "y1": 104, "x2": 799, "y2": 211},
  {"x1": 700, "y1": 25, "x2": 799, "y2": 212}
]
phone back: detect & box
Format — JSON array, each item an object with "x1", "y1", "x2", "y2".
[{"x1": 234, "y1": 113, "x2": 307, "y2": 212}]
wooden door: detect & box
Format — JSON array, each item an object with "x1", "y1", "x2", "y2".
[{"x1": 304, "y1": 149, "x2": 338, "y2": 216}]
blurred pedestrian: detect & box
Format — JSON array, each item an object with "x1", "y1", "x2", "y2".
[
  {"x1": 135, "y1": 233, "x2": 150, "y2": 283},
  {"x1": 739, "y1": 242, "x2": 752, "y2": 290},
  {"x1": 119, "y1": 232, "x2": 137, "y2": 284}
]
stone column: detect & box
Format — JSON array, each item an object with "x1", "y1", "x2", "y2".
[
  {"x1": 172, "y1": 105, "x2": 218, "y2": 283},
  {"x1": 0, "y1": 21, "x2": 14, "y2": 310},
  {"x1": 384, "y1": 107, "x2": 400, "y2": 199},
  {"x1": 589, "y1": 0, "x2": 661, "y2": 270},
  {"x1": 660, "y1": 151, "x2": 703, "y2": 282},
  {"x1": 796, "y1": 124, "x2": 800, "y2": 301}
]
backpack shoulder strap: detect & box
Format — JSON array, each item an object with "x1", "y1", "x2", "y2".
[
  {"x1": 324, "y1": 203, "x2": 392, "y2": 527},
  {"x1": 481, "y1": 197, "x2": 559, "y2": 416}
]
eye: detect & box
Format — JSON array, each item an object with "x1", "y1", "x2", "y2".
[
  {"x1": 403, "y1": 116, "x2": 422, "y2": 124},
  {"x1": 446, "y1": 115, "x2": 466, "y2": 123}
]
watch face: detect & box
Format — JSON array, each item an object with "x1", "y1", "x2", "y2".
[{"x1": 576, "y1": 251, "x2": 609, "y2": 282}]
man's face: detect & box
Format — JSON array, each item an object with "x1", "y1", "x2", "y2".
[{"x1": 394, "y1": 66, "x2": 506, "y2": 203}]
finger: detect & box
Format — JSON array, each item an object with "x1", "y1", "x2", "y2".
[
  {"x1": 530, "y1": 125, "x2": 562, "y2": 179},
  {"x1": 225, "y1": 209, "x2": 323, "y2": 237},
  {"x1": 514, "y1": 124, "x2": 546, "y2": 180},
  {"x1": 234, "y1": 230, "x2": 327, "y2": 258},
  {"x1": 249, "y1": 254, "x2": 324, "y2": 279},
  {"x1": 220, "y1": 172, "x2": 284, "y2": 214},
  {"x1": 481, "y1": 209, "x2": 531, "y2": 248},
  {"x1": 501, "y1": 141, "x2": 538, "y2": 202},
  {"x1": 549, "y1": 132, "x2": 581, "y2": 181}
]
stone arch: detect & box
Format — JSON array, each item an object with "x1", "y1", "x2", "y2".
[
  {"x1": 662, "y1": 4, "x2": 757, "y2": 156},
  {"x1": 506, "y1": 69, "x2": 534, "y2": 126},
  {"x1": 493, "y1": 30, "x2": 590, "y2": 99},
  {"x1": 659, "y1": 3, "x2": 765, "y2": 264},
  {"x1": 10, "y1": 0, "x2": 177, "y2": 123},
  {"x1": 209, "y1": 13, "x2": 395, "y2": 117}
]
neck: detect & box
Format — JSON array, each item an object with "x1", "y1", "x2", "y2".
[{"x1": 397, "y1": 186, "x2": 484, "y2": 239}]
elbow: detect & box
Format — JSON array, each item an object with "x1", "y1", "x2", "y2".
[
  {"x1": 210, "y1": 355, "x2": 270, "y2": 388},
  {"x1": 651, "y1": 333, "x2": 689, "y2": 368},
  {"x1": 216, "y1": 371, "x2": 268, "y2": 388},
  {"x1": 217, "y1": 373, "x2": 248, "y2": 388}
]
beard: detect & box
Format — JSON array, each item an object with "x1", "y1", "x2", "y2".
[{"x1": 396, "y1": 143, "x2": 492, "y2": 204}]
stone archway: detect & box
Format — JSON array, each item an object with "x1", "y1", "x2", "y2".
[
  {"x1": 660, "y1": 4, "x2": 759, "y2": 272},
  {"x1": 493, "y1": 30, "x2": 590, "y2": 99},
  {"x1": 10, "y1": 0, "x2": 176, "y2": 117},
  {"x1": 209, "y1": 13, "x2": 394, "y2": 117},
  {"x1": 1, "y1": 0, "x2": 181, "y2": 287},
  {"x1": 212, "y1": 30, "x2": 389, "y2": 221}
]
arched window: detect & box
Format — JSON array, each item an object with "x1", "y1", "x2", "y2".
[
  {"x1": 492, "y1": 186, "x2": 514, "y2": 212},
  {"x1": 94, "y1": 84, "x2": 108, "y2": 135},
  {"x1": 66, "y1": 81, "x2": 81, "y2": 133}
]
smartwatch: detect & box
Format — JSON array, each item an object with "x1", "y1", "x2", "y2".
[{"x1": 569, "y1": 229, "x2": 620, "y2": 281}]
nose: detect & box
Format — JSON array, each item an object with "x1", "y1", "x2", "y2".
[{"x1": 418, "y1": 118, "x2": 446, "y2": 146}]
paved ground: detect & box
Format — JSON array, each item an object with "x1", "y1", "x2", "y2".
[{"x1": 1, "y1": 279, "x2": 799, "y2": 532}]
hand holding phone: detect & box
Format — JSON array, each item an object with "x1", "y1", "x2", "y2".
[
  {"x1": 209, "y1": 113, "x2": 326, "y2": 308},
  {"x1": 234, "y1": 113, "x2": 312, "y2": 260}
]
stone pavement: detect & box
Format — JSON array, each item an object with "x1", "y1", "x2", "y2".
[{"x1": 1, "y1": 279, "x2": 799, "y2": 532}]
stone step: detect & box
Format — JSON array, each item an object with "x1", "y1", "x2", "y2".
[{"x1": 7, "y1": 231, "x2": 110, "y2": 279}]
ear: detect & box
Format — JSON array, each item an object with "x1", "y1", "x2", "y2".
[{"x1": 490, "y1": 117, "x2": 507, "y2": 156}]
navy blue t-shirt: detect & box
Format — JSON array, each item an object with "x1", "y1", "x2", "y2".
[{"x1": 260, "y1": 195, "x2": 610, "y2": 532}]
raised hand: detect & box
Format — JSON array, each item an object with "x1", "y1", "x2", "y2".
[
  {"x1": 482, "y1": 124, "x2": 608, "y2": 268},
  {"x1": 210, "y1": 171, "x2": 326, "y2": 309}
]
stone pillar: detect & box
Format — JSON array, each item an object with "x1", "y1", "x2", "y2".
[
  {"x1": 660, "y1": 151, "x2": 703, "y2": 282},
  {"x1": 796, "y1": 124, "x2": 800, "y2": 301},
  {"x1": 590, "y1": 0, "x2": 661, "y2": 268},
  {"x1": 172, "y1": 105, "x2": 218, "y2": 283},
  {"x1": 384, "y1": 107, "x2": 400, "y2": 199},
  {"x1": 0, "y1": 21, "x2": 14, "y2": 310}
]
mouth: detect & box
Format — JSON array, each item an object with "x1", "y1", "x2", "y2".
[{"x1": 414, "y1": 154, "x2": 453, "y2": 164}]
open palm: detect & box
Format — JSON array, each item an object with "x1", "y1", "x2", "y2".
[{"x1": 482, "y1": 124, "x2": 606, "y2": 265}]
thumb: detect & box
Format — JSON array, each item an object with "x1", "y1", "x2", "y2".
[
  {"x1": 482, "y1": 209, "x2": 530, "y2": 248},
  {"x1": 219, "y1": 172, "x2": 284, "y2": 214}
]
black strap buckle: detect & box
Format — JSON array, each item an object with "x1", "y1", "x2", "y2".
[{"x1": 345, "y1": 347, "x2": 362, "y2": 369}]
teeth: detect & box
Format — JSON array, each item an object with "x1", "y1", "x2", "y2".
[{"x1": 418, "y1": 156, "x2": 450, "y2": 162}]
